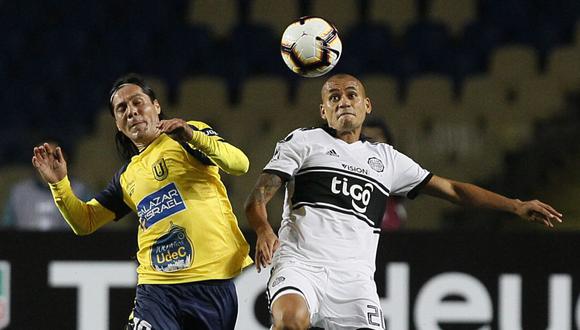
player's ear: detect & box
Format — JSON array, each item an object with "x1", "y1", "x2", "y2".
[
  {"x1": 320, "y1": 104, "x2": 327, "y2": 120},
  {"x1": 115, "y1": 120, "x2": 122, "y2": 131},
  {"x1": 365, "y1": 97, "x2": 372, "y2": 114},
  {"x1": 154, "y1": 100, "x2": 161, "y2": 115}
]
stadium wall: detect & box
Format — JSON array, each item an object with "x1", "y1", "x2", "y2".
[{"x1": 0, "y1": 231, "x2": 578, "y2": 329}]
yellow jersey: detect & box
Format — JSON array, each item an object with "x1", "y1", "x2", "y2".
[{"x1": 49, "y1": 120, "x2": 253, "y2": 284}]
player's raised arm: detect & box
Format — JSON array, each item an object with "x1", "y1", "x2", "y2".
[
  {"x1": 422, "y1": 175, "x2": 563, "y2": 227},
  {"x1": 158, "y1": 118, "x2": 249, "y2": 176},
  {"x1": 32, "y1": 143, "x2": 115, "y2": 235},
  {"x1": 245, "y1": 172, "x2": 284, "y2": 272}
]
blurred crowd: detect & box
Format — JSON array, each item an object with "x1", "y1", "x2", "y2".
[{"x1": 0, "y1": 0, "x2": 578, "y2": 231}]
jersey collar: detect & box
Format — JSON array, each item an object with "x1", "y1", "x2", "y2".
[{"x1": 320, "y1": 124, "x2": 368, "y2": 142}]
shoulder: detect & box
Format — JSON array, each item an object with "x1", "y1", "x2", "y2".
[
  {"x1": 113, "y1": 163, "x2": 131, "y2": 181},
  {"x1": 365, "y1": 140, "x2": 396, "y2": 152},
  {"x1": 280, "y1": 126, "x2": 324, "y2": 142}
]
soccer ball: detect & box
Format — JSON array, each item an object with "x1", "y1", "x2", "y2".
[{"x1": 280, "y1": 16, "x2": 342, "y2": 78}]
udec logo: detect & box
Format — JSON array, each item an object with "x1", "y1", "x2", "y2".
[
  {"x1": 330, "y1": 176, "x2": 374, "y2": 213},
  {"x1": 151, "y1": 224, "x2": 193, "y2": 272}
]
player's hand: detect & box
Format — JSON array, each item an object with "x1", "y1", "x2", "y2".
[
  {"x1": 515, "y1": 199, "x2": 563, "y2": 228},
  {"x1": 255, "y1": 227, "x2": 280, "y2": 273},
  {"x1": 32, "y1": 143, "x2": 68, "y2": 184},
  {"x1": 157, "y1": 118, "x2": 193, "y2": 143}
]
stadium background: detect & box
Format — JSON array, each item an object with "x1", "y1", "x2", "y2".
[
  {"x1": 0, "y1": 0, "x2": 579, "y2": 231},
  {"x1": 0, "y1": 0, "x2": 579, "y2": 329}
]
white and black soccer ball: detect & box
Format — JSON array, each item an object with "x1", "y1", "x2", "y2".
[{"x1": 280, "y1": 16, "x2": 342, "y2": 78}]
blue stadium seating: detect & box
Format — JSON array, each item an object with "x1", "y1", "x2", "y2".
[{"x1": 0, "y1": 0, "x2": 579, "y2": 167}]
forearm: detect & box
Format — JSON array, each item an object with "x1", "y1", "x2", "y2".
[
  {"x1": 190, "y1": 131, "x2": 249, "y2": 175},
  {"x1": 244, "y1": 173, "x2": 283, "y2": 234},
  {"x1": 245, "y1": 201, "x2": 274, "y2": 235},
  {"x1": 447, "y1": 181, "x2": 519, "y2": 214},
  {"x1": 49, "y1": 176, "x2": 115, "y2": 235},
  {"x1": 424, "y1": 175, "x2": 562, "y2": 227}
]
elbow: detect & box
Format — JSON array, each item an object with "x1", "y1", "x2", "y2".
[
  {"x1": 68, "y1": 221, "x2": 97, "y2": 236},
  {"x1": 71, "y1": 228, "x2": 91, "y2": 236},
  {"x1": 75, "y1": 230, "x2": 92, "y2": 236},
  {"x1": 229, "y1": 167, "x2": 248, "y2": 176},
  {"x1": 238, "y1": 163, "x2": 250, "y2": 176},
  {"x1": 71, "y1": 226, "x2": 95, "y2": 236},
  {"x1": 228, "y1": 158, "x2": 250, "y2": 176},
  {"x1": 239, "y1": 156, "x2": 250, "y2": 175}
]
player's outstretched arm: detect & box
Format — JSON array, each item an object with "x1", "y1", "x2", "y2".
[
  {"x1": 32, "y1": 143, "x2": 115, "y2": 235},
  {"x1": 422, "y1": 175, "x2": 563, "y2": 228},
  {"x1": 245, "y1": 173, "x2": 283, "y2": 272}
]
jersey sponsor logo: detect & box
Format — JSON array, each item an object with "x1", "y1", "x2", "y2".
[
  {"x1": 137, "y1": 183, "x2": 186, "y2": 229},
  {"x1": 151, "y1": 224, "x2": 193, "y2": 272},
  {"x1": 292, "y1": 168, "x2": 389, "y2": 227},
  {"x1": 331, "y1": 177, "x2": 374, "y2": 213},
  {"x1": 0, "y1": 261, "x2": 10, "y2": 328},
  {"x1": 152, "y1": 158, "x2": 168, "y2": 181},
  {"x1": 341, "y1": 163, "x2": 369, "y2": 176},
  {"x1": 367, "y1": 157, "x2": 385, "y2": 172},
  {"x1": 201, "y1": 128, "x2": 219, "y2": 136}
]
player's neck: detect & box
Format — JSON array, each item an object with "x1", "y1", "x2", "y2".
[
  {"x1": 336, "y1": 130, "x2": 360, "y2": 144},
  {"x1": 133, "y1": 130, "x2": 162, "y2": 152}
]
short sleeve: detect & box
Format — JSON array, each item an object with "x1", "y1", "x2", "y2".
[
  {"x1": 263, "y1": 129, "x2": 307, "y2": 180},
  {"x1": 389, "y1": 149, "x2": 432, "y2": 199}
]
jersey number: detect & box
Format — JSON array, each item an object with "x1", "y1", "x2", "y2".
[
  {"x1": 131, "y1": 317, "x2": 152, "y2": 330},
  {"x1": 366, "y1": 304, "x2": 385, "y2": 329}
]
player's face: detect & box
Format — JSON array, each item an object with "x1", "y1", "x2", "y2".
[
  {"x1": 320, "y1": 76, "x2": 371, "y2": 133},
  {"x1": 111, "y1": 84, "x2": 161, "y2": 144}
]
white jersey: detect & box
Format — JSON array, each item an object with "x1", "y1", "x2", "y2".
[{"x1": 264, "y1": 126, "x2": 431, "y2": 276}]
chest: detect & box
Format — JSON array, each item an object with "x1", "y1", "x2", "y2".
[
  {"x1": 303, "y1": 141, "x2": 389, "y2": 185},
  {"x1": 120, "y1": 143, "x2": 198, "y2": 204}
]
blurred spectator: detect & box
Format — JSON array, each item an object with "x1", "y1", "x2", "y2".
[
  {"x1": 1, "y1": 140, "x2": 91, "y2": 231},
  {"x1": 362, "y1": 117, "x2": 408, "y2": 231}
]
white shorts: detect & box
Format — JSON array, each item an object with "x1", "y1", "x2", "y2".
[{"x1": 267, "y1": 260, "x2": 385, "y2": 329}]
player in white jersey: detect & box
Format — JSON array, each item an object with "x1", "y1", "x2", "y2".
[{"x1": 245, "y1": 74, "x2": 563, "y2": 330}]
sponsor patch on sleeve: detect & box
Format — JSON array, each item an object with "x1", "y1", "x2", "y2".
[{"x1": 201, "y1": 128, "x2": 219, "y2": 136}]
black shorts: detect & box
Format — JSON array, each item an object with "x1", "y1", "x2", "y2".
[{"x1": 127, "y1": 279, "x2": 237, "y2": 330}]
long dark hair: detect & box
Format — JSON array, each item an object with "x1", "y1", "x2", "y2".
[{"x1": 108, "y1": 73, "x2": 166, "y2": 162}]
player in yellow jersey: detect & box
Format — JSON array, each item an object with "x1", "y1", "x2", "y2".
[{"x1": 32, "y1": 74, "x2": 253, "y2": 330}]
